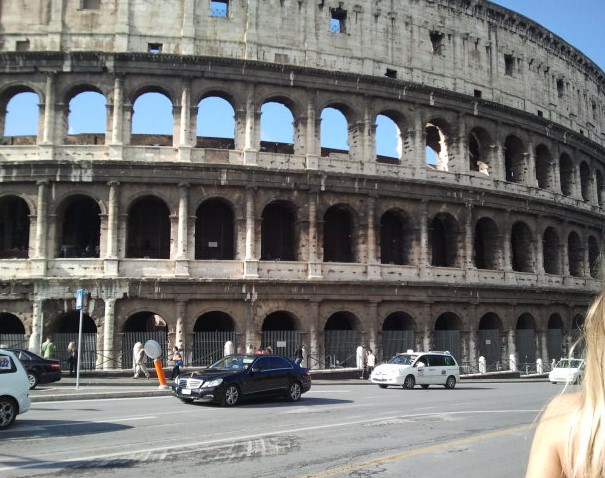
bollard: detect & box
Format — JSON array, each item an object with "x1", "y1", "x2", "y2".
[
  {"x1": 478, "y1": 356, "x2": 486, "y2": 374},
  {"x1": 154, "y1": 358, "x2": 170, "y2": 389}
]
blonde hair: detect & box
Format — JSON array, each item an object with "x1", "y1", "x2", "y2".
[
  {"x1": 564, "y1": 292, "x2": 605, "y2": 478},
  {"x1": 67, "y1": 341, "x2": 76, "y2": 351}
]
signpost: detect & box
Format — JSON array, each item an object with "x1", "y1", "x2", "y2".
[{"x1": 75, "y1": 289, "x2": 86, "y2": 390}]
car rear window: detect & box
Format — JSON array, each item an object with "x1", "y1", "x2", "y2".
[{"x1": 0, "y1": 354, "x2": 17, "y2": 374}]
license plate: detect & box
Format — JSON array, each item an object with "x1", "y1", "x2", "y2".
[{"x1": 181, "y1": 388, "x2": 191, "y2": 395}]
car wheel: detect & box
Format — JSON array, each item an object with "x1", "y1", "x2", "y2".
[
  {"x1": 421, "y1": 384, "x2": 429, "y2": 389},
  {"x1": 0, "y1": 397, "x2": 17, "y2": 429},
  {"x1": 379, "y1": 384, "x2": 388, "y2": 389},
  {"x1": 403, "y1": 375, "x2": 415, "y2": 389},
  {"x1": 445, "y1": 376, "x2": 457, "y2": 389},
  {"x1": 222, "y1": 385, "x2": 240, "y2": 407},
  {"x1": 27, "y1": 373, "x2": 38, "y2": 390},
  {"x1": 180, "y1": 398, "x2": 194, "y2": 404},
  {"x1": 286, "y1": 381, "x2": 302, "y2": 402}
]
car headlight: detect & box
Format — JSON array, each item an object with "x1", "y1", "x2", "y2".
[{"x1": 204, "y1": 378, "x2": 223, "y2": 388}]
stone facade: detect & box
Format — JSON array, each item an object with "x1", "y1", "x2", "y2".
[{"x1": 0, "y1": 0, "x2": 603, "y2": 371}]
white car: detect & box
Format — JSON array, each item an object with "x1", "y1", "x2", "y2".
[
  {"x1": 371, "y1": 351, "x2": 460, "y2": 389},
  {"x1": 549, "y1": 358, "x2": 585, "y2": 385},
  {"x1": 0, "y1": 349, "x2": 31, "y2": 429}
]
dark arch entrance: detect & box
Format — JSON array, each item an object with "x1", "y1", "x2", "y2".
[
  {"x1": 122, "y1": 312, "x2": 169, "y2": 369},
  {"x1": 324, "y1": 312, "x2": 359, "y2": 368},
  {"x1": 193, "y1": 311, "x2": 236, "y2": 366},
  {"x1": 57, "y1": 195, "x2": 101, "y2": 258},
  {"x1": 261, "y1": 311, "x2": 300, "y2": 359},
  {"x1": 195, "y1": 199, "x2": 234, "y2": 260},
  {"x1": 126, "y1": 196, "x2": 170, "y2": 258},
  {"x1": 261, "y1": 201, "x2": 297, "y2": 261},
  {"x1": 434, "y1": 313, "x2": 462, "y2": 362},
  {"x1": 0, "y1": 312, "x2": 26, "y2": 348},
  {"x1": 382, "y1": 312, "x2": 415, "y2": 361},
  {"x1": 478, "y1": 313, "x2": 503, "y2": 370},
  {"x1": 323, "y1": 206, "x2": 353, "y2": 263},
  {"x1": 0, "y1": 196, "x2": 30, "y2": 258},
  {"x1": 55, "y1": 310, "x2": 97, "y2": 370},
  {"x1": 516, "y1": 313, "x2": 536, "y2": 369},
  {"x1": 380, "y1": 210, "x2": 413, "y2": 265},
  {"x1": 547, "y1": 314, "x2": 564, "y2": 362}
]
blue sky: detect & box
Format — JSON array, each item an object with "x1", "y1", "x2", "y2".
[{"x1": 4, "y1": 1, "x2": 605, "y2": 157}]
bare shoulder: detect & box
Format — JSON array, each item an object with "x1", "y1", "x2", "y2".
[{"x1": 542, "y1": 392, "x2": 582, "y2": 421}]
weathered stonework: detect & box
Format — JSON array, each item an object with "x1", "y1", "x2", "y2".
[{"x1": 0, "y1": 0, "x2": 603, "y2": 371}]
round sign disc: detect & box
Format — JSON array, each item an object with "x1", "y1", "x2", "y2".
[{"x1": 144, "y1": 340, "x2": 162, "y2": 359}]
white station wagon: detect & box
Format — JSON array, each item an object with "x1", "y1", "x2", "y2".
[{"x1": 370, "y1": 351, "x2": 460, "y2": 389}]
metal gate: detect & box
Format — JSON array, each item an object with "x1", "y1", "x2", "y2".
[
  {"x1": 381, "y1": 331, "x2": 415, "y2": 362},
  {"x1": 0, "y1": 334, "x2": 27, "y2": 349},
  {"x1": 122, "y1": 332, "x2": 169, "y2": 369},
  {"x1": 55, "y1": 333, "x2": 98, "y2": 370},
  {"x1": 434, "y1": 330, "x2": 461, "y2": 363},
  {"x1": 478, "y1": 329, "x2": 501, "y2": 371},
  {"x1": 515, "y1": 329, "x2": 536, "y2": 372},
  {"x1": 193, "y1": 331, "x2": 236, "y2": 367},
  {"x1": 262, "y1": 330, "x2": 301, "y2": 359},
  {"x1": 547, "y1": 329, "x2": 563, "y2": 361},
  {"x1": 324, "y1": 330, "x2": 359, "y2": 368}
]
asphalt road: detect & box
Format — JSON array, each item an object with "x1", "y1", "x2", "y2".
[{"x1": 2, "y1": 381, "x2": 563, "y2": 478}]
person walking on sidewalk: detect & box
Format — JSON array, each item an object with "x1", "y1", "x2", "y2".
[
  {"x1": 41, "y1": 336, "x2": 56, "y2": 359},
  {"x1": 169, "y1": 346, "x2": 183, "y2": 380},
  {"x1": 132, "y1": 342, "x2": 150, "y2": 379},
  {"x1": 66, "y1": 342, "x2": 77, "y2": 377},
  {"x1": 364, "y1": 349, "x2": 376, "y2": 380}
]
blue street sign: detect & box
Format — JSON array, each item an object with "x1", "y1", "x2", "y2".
[{"x1": 75, "y1": 289, "x2": 84, "y2": 310}]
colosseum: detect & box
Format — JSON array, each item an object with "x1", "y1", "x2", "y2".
[{"x1": 0, "y1": 0, "x2": 603, "y2": 373}]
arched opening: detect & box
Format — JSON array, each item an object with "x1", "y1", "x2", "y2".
[
  {"x1": 474, "y1": 217, "x2": 500, "y2": 270},
  {"x1": 547, "y1": 313, "x2": 564, "y2": 362},
  {"x1": 126, "y1": 196, "x2": 170, "y2": 259},
  {"x1": 588, "y1": 236, "x2": 601, "y2": 279},
  {"x1": 579, "y1": 161, "x2": 592, "y2": 202},
  {"x1": 535, "y1": 144, "x2": 554, "y2": 191},
  {"x1": 261, "y1": 311, "x2": 300, "y2": 358},
  {"x1": 193, "y1": 311, "x2": 236, "y2": 366},
  {"x1": 515, "y1": 313, "x2": 536, "y2": 366},
  {"x1": 324, "y1": 312, "x2": 359, "y2": 368},
  {"x1": 511, "y1": 222, "x2": 534, "y2": 273},
  {"x1": 261, "y1": 200, "x2": 297, "y2": 261},
  {"x1": 196, "y1": 96, "x2": 235, "y2": 149},
  {"x1": 542, "y1": 227, "x2": 562, "y2": 275},
  {"x1": 66, "y1": 90, "x2": 106, "y2": 145},
  {"x1": 131, "y1": 91, "x2": 173, "y2": 145},
  {"x1": 0, "y1": 313, "x2": 26, "y2": 348},
  {"x1": 559, "y1": 153, "x2": 573, "y2": 197},
  {"x1": 320, "y1": 106, "x2": 349, "y2": 155},
  {"x1": 504, "y1": 135, "x2": 525, "y2": 184},
  {"x1": 323, "y1": 205, "x2": 354, "y2": 263},
  {"x1": 56, "y1": 194, "x2": 101, "y2": 258},
  {"x1": 195, "y1": 198, "x2": 235, "y2": 260},
  {"x1": 468, "y1": 127, "x2": 492, "y2": 175},
  {"x1": 434, "y1": 312, "x2": 462, "y2": 362},
  {"x1": 375, "y1": 114, "x2": 401, "y2": 164},
  {"x1": 0, "y1": 195, "x2": 30, "y2": 258},
  {"x1": 56, "y1": 310, "x2": 97, "y2": 370},
  {"x1": 430, "y1": 213, "x2": 459, "y2": 267},
  {"x1": 425, "y1": 120, "x2": 449, "y2": 171},
  {"x1": 567, "y1": 231, "x2": 583, "y2": 277},
  {"x1": 382, "y1": 312, "x2": 415, "y2": 361},
  {"x1": 260, "y1": 101, "x2": 295, "y2": 154},
  {"x1": 596, "y1": 169, "x2": 604, "y2": 206},
  {"x1": 3, "y1": 91, "x2": 38, "y2": 143},
  {"x1": 380, "y1": 210, "x2": 413, "y2": 265},
  {"x1": 122, "y1": 311, "x2": 169, "y2": 368},
  {"x1": 478, "y1": 312, "x2": 503, "y2": 370}
]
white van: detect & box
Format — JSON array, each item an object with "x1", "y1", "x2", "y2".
[
  {"x1": 0, "y1": 349, "x2": 31, "y2": 429},
  {"x1": 371, "y1": 351, "x2": 460, "y2": 389}
]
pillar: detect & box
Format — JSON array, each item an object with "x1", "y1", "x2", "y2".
[
  {"x1": 102, "y1": 298, "x2": 116, "y2": 370},
  {"x1": 42, "y1": 73, "x2": 55, "y2": 145},
  {"x1": 244, "y1": 187, "x2": 258, "y2": 277},
  {"x1": 104, "y1": 181, "x2": 120, "y2": 276},
  {"x1": 34, "y1": 180, "x2": 48, "y2": 260},
  {"x1": 28, "y1": 300, "x2": 44, "y2": 354},
  {"x1": 110, "y1": 76, "x2": 124, "y2": 145}
]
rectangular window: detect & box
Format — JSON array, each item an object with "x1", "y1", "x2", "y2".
[
  {"x1": 556, "y1": 79, "x2": 565, "y2": 98},
  {"x1": 474, "y1": 89, "x2": 482, "y2": 99},
  {"x1": 330, "y1": 8, "x2": 347, "y2": 33},
  {"x1": 148, "y1": 43, "x2": 162, "y2": 54},
  {"x1": 430, "y1": 31, "x2": 444, "y2": 55},
  {"x1": 211, "y1": 0, "x2": 228, "y2": 18},
  {"x1": 504, "y1": 54, "x2": 514, "y2": 76},
  {"x1": 16, "y1": 40, "x2": 30, "y2": 52},
  {"x1": 385, "y1": 69, "x2": 397, "y2": 79},
  {"x1": 81, "y1": 0, "x2": 101, "y2": 9}
]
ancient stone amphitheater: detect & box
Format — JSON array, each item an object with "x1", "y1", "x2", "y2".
[{"x1": 0, "y1": 0, "x2": 603, "y2": 372}]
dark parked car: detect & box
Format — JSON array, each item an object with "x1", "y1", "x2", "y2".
[
  {"x1": 7, "y1": 349, "x2": 62, "y2": 389},
  {"x1": 172, "y1": 354, "x2": 312, "y2": 406}
]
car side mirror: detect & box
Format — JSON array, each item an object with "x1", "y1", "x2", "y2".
[{"x1": 250, "y1": 367, "x2": 260, "y2": 373}]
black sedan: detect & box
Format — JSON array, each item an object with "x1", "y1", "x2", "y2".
[
  {"x1": 7, "y1": 349, "x2": 62, "y2": 389},
  {"x1": 172, "y1": 354, "x2": 311, "y2": 406}
]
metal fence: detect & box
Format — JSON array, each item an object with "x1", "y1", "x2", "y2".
[
  {"x1": 192, "y1": 331, "x2": 236, "y2": 367},
  {"x1": 381, "y1": 331, "x2": 415, "y2": 362},
  {"x1": 122, "y1": 332, "x2": 170, "y2": 369},
  {"x1": 262, "y1": 330, "x2": 301, "y2": 360},
  {"x1": 54, "y1": 333, "x2": 97, "y2": 370},
  {"x1": 324, "y1": 330, "x2": 360, "y2": 368},
  {"x1": 0, "y1": 334, "x2": 27, "y2": 349}
]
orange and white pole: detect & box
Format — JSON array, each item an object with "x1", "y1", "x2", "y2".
[{"x1": 154, "y1": 358, "x2": 169, "y2": 389}]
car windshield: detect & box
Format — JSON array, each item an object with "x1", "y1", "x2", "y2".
[
  {"x1": 208, "y1": 355, "x2": 255, "y2": 371},
  {"x1": 556, "y1": 359, "x2": 583, "y2": 369},
  {"x1": 388, "y1": 354, "x2": 418, "y2": 365}
]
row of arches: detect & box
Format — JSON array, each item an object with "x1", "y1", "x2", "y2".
[
  {"x1": 2, "y1": 86, "x2": 604, "y2": 206},
  {"x1": 1, "y1": 192, "x2": 601, "y2": 277},
  {"x1": 0, "y1": 307, "x2": 584, "y2": 370}
]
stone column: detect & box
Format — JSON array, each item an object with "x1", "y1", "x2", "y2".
[
  {"x1": 110, "y1": 76, "x2": 124, "y2": 145},
  {"x1": 412, "y1": 114, "x2": 426, "y2": 169},
  {"x1": 502, "y1": 216, "x2": 512, "y2": 272},
  {"x1": 419, "y1": 202, "x2": 429, "y2": 274},
  {"x1": 243, "y1": 85, "x2": 258, "y2": 165},
  {"x1": 305, "y1": 99, "x2": 319, "y2": 169},
  {"x1": 42, "y1": 73, "x2": 56, "y2": 145},
  {"x1": 176, "y1": 183, "x2": 190, "y2": 275},
  {"x1": 175, "y1": 301, "x2": 187, "y2": 356},
  {"x1": 535, "y1": 218, "x2": 545, "y2": 275},
  {"x1": 104, "y1": 181, "x2": 120, "y2": 276},
  {"x1": 307, "y1": 192, "x2": 322, "y2": 278},
  {"x1": 102, "y1": 298, "x2": 116, "y2": 370},
  {"x1": 307, "y1": 300, "x2": 320, "y2": 369},
  {"x1": 244, "y1": 187, "x2": 258, "y2": 277},
  {"x1": 507, "y1": 329, "x2": 517, "y2": 371},
  {"x1": 34, "y1": 181, "x2": 48, "y2": 259},
  {"x1": 367, "y1": 196, "x2": 380, "y2": 279},
  {"x1": 464, "y1": 203, "x2": 474, "y2": 269},
  {"x1": 178, "y1": 80, "x2": 193, "y2": 161},
  {"x1": 367, "y1": 301, "x2": 379, "y2": 355},
  {"x1": 28, "y1": 299, "x2": 44, "y2": 354}
]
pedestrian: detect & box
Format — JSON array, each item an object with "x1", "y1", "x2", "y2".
[
  {"x1": 41, "y1": 336, "x2": 56, "y2": 359},
  {"x1": 293, "y1": 345, "x2": 304, "y2": 366},
  {"x1": 66, "y1": 341, "x2": 77, "y2": 376},
  {"x1": 265, "y1": 346, "x2": 273, "y2": 355},
  {"x1": 132, "y1": 342, "x2": 150, "y2": 379},
  {"x1": 364, "y1": 349, "x2": 376, "y2": 380},
  {"x1": 170, "y1": 346, "x2": 183, "y2": 380},
  {"x1": 525, "y1": 289, "x2": 605, "y2": 478}
]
